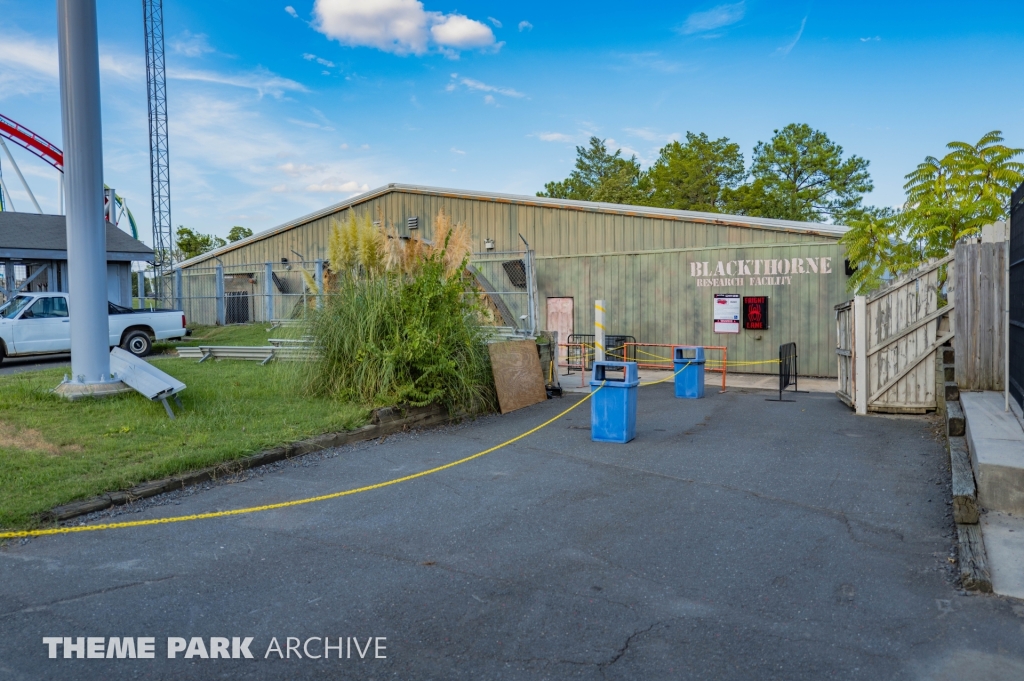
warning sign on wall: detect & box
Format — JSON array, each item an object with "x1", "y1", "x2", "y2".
[
  {"x1": 743, "y1": 296, "x2": 769, "y2": 330},
  {"x1": 713, "y1": 294, "x2": 741, "y2": 333}
]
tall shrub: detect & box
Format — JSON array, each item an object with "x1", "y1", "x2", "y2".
[{"x1": 304, "y1": 210, "x2": 494, "y2": 412}]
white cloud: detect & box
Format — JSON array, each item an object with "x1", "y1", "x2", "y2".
[
  {"x1": 536, "y1": 132, "x2": 573, "y2": 142},
  {"x1": 285, "y1": 6, "x2": 299, "y2": 18},
  {"x1": 168, "y1": 66, "x2": 308, "y2": 98},
  {"x1": 680, "y1": 2, "x2": 745, "y2": 35},
  {"x1": 431, "y1": 14, "x2": 497, "y2": 49},
  {"x1": 483, "y1": 94, "x2": 495, "y2": 105},
  {"x1": 518, "y1": 21, "x2": 533, "y2": 32},
  {"x1": 305, "y1": 180, "x2": 369, "y2": 193},
  {"x1": 0, "y1": 34, "x2": 138, "y2": 98},
  {"x1": 451, "y1": 147, "x2": 465, "y2": 155},
  {"x1": 615, "y1": 52, "x2": 682, "y2": 74},
  {"x1": 488, "y1": 17, "x2": 502, "y2": 28},
  {"x1": 449, "y1": 75, "x2": 524, "y2": 98},
  {"x1": 171, "y1": 31, "x2": 215, "y2": 58},
  {"x1": 340, "y1": 143, "x2": 349, "y2": 149},
  {"x1": 625, "y1": 127, "x2": 680, "y2": 143},
  {"x1": 303, "y1": 53, "x2": 336, "y2": 67},
  {"x1": 279, "y1": 162, "x2": 322, "y2": 175},
  {"x1": 163, "y1": 91, "x2": 385, "y2": 231},
  {"x1": 776, "y1": 16, "x2": 807, "y2": 56},
  {"x1": 312, "y1": 0, "x2": 498, "y2": 56},
  {"x1": 860, "y1": 36, "x2": 881, "y2": 42},
  {"x1": 0, "y1": 34, "x2": 58, "y2": 97},
  {"x1": 287, "y1": 118, "x2": 335, "y2": 131}
]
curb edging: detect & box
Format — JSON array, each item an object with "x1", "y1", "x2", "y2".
[{"x1": 39, "y1": 404, "x2": 451, "y2": 524}]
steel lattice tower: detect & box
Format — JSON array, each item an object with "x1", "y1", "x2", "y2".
[{"x1": 143, "y1": 0, "x2": 172, "y2": 282}]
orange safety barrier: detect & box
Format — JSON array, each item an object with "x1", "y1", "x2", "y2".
[{"x1": 624, "y1": 343, "x2": 727, "y2": 393}]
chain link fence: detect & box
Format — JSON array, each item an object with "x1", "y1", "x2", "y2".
[{"x1": 166, "y1": 251, "x2": 538, "y2": 333}]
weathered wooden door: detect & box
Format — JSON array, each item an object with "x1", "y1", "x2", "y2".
[
  {"x1": 836, "y1": 255, "x2": 955, "y2": 414},
  {"x1": 547, "y1": 297, "x2": 573, "y2": 364}
]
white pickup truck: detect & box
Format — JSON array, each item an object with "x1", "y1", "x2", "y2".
[{"x1": 0, "y1": 292, "x2": 188, "y2": 363}]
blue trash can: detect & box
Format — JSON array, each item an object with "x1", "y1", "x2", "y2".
[
  {"x1": 590, "y1": 361, "x2": 639, "y2": 443},
  {"x1": 673, "y1": 346, "x2": 705, "y2": 399}
]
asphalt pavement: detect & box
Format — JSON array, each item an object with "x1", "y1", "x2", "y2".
[
  {"x1": 1, "y1": 386, "x2": 1023, "y2": 680},
  {"x1": 0, "y1": 353, "x2": 70, "y2": 376}
]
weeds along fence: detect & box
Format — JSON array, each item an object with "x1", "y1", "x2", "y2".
[{"x1": 165, "y1": 250, "x2": 538, "y2": 331}]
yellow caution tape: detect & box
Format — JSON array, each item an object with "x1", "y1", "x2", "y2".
[{"x1": 0, "y1": 386, "x2": 605, "y2": 539}]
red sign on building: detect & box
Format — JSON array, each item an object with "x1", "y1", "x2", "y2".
[{"x1": 743, "y1": 296, "x2": 769, "y2": 330}]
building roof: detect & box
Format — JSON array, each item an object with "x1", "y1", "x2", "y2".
[
  {"x1": 0, "y1": 212, "x2": 153, "y2": 262},
  {"x1": 176, "y1": 183, "x2": 850, "y2": 269}
]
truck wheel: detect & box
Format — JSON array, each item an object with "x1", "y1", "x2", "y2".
[{"x1": 122, "y1": 331, "x2": 152, "y2": 358}]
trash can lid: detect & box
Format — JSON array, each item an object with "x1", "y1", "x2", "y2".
[
  {"x1": 591, "y1": 360, "x2": 639, "y2": 385},
  {"x1": 673, "y1": 346, "x2": 705, "y2": 362}
]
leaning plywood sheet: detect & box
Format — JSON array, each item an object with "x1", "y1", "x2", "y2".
[{"x1": 489, "y1": 340, "x2": 547, "y2": 414}]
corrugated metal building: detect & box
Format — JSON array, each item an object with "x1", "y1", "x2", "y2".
[{"x1": 176, "y1": 184, "x2": 850, "y2": 376}]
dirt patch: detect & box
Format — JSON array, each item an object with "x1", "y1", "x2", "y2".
[{"x1": 0, "y1": 421, "x2": 80, "y2": 455}]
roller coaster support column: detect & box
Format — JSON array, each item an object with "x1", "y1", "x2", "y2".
[{"x1": 56, "y1": 0, "x2": 114, "y2": 392}]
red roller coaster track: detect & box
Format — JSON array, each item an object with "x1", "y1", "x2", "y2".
[{"x1": 0, "y1": 113, "x2": 63, "y2": 172}]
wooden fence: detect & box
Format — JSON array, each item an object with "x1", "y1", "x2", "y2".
[
  {"x1": 835, "y1": 254, "x2": 954, "y2": 413},
  {"x1": 954, "y1": 241, "x2": 1007, "y2": 391}
]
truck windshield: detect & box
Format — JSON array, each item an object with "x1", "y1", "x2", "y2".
[{"x1": 0, "y1": 296, "x2": 33, "y2": 319}]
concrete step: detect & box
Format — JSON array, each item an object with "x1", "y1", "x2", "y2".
[
  {"x1": 947, "y1": 401, "x2": 965, "y2": 437},
  {"x1": 962, "y1": 392, "x2": 1024, "y2": 515},
  {"x1": 944, "y1": 381, "x2": 960, "y2": 402},
  {"x1": 948, "y1": 436, "x2": 979, "y2": 523}
]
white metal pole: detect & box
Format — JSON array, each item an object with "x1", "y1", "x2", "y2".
[
  {"x1": 0, "y1": 138, "x2": 42, "y2": 213},
  {"x1": 1007, "y1": 229, "x2": 1011, "y2": 412},
  {"x1": 215, "y1": 263, "x2": 225, "y2": 325},
  {"x1": 854, "y1": 295, "x2": 868, "y2": 415},
  {"x1": 57, "y1": 0, "x2": 111, "y2": 386},
  {"x1": 58, "y1": 172, "x2": 64, "y2": 215},
  {"x1": 594, "y1": 299, "x2": 606, "y2": 364}
]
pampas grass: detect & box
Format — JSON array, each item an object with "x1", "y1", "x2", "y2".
[{"x1": 304, "y1": 209, "x2": 494, "y2": 412}]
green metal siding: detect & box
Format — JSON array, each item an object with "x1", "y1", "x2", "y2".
[
  {"x1": 179, "y1": 187, "x2": 848, "y2": 376},
  {"x1": 537, "y1": 242, "x2": 847, "y2": 377}
]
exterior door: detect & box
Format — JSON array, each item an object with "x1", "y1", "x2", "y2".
[
  {"x1": 546, "y1": 297, "x2": 574, "y2": 365},
  {"x1": 14, "y1": 296, "x2": 70, "y2": 353}
]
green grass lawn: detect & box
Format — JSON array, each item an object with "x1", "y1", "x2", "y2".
[
  {"x1": 161, "y1": 322, "x2": 304, "y2": 350},
  {"x1": 0, "y1": 358, "x2": 366, "y2": 529}
]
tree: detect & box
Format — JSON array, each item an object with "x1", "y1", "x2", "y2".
[
  {"x1": 538, "y1": 137, "x2": 649, "y2": 204},
  {"x1": 175, "y1": 226, "x2": 225, "y2": 261},
  {"x1": 840, "y1": 130, "x2": 1024, "y2": 293},
  {"x1": 647, "y1": 132, "x2": 745, "y2": 212},
  {"x1": 901, "y1": 130, "x2": 1023, "y2": 260},
  {"x1": 227, "y1": 225, "x2": 253, "y2": 242},
  {"x1": 736, "y1": 123, "x2": 872, "y2": 222}
]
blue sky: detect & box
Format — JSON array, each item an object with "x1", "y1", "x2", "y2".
[{"x1": 0, "y1": 0, "x2": 1022, "y2": 246}]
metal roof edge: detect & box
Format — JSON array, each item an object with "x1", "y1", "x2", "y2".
[
  {"x1": 387, "y1": 184, "x2": 849, "y2": 236},
  {"x1": 173, "y1": 184, "x2": 397, "y2": 268},
  {"x1": 175, "y1": 183, "x2": 847, "y2": 268}
]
